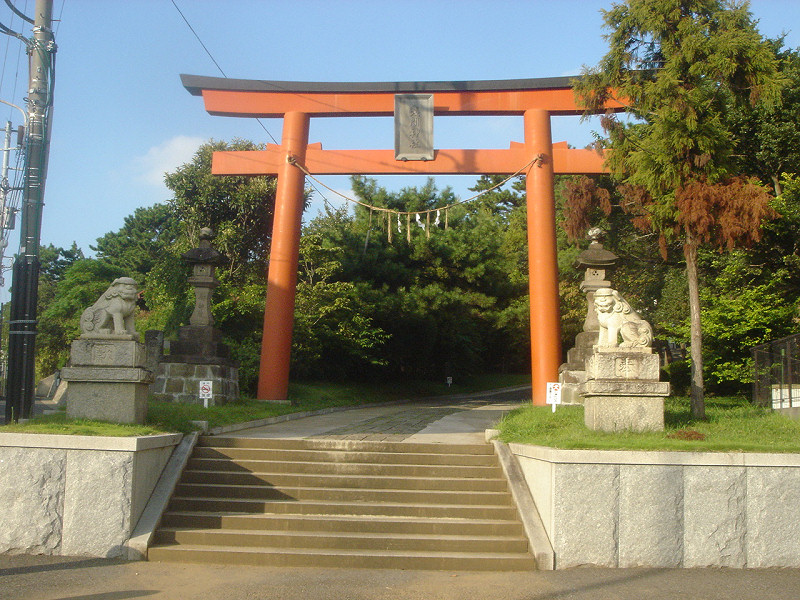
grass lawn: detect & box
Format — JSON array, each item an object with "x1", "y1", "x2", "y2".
[
  {"x1": 497, "y1": 395, "x2": 800, "y2": 453},
  {"x1": 0, "y1": 373, "x2": 531, "y2": 436}
]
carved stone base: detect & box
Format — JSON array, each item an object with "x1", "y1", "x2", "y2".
[
  {"x1": 583, "y1": 379, "x2": 671, "y2": 396},
  {"x1": 61, "y1": 339, "x2": 153, "y2": 425},
  {"x1": 64, "y1": 379, "x2": 150, "y2": 424},
  {"x1": 69, "y1": 339, "x2": 146, "y2": 368},
  {"x1": 586, "y1": 350, "x2": 661, "y2": 380},
  {"x1": 584, "y1": 395, "x2": 665, "y2": 432}
]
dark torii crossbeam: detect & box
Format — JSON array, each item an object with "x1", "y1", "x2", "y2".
[{"x1": 181, "y1": 74, "x2": 620, "y2": 406}]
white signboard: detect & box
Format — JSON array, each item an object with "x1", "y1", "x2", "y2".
[
  {"x1": 546, "y1": 382, "x2": 562, "y2": 413},
  {"x1": 199, "y1": 380, "x2": 212, "y2": 408}
]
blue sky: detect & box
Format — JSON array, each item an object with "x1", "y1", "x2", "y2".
[{"x1": 0, "y1": 0, "x2": 797, "y2": 300}]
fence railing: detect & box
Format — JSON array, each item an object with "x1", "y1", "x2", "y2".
[{"x1": 751, "y1": 333, "x2": 800, "y2": 408}]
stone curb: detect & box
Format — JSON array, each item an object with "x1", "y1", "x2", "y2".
[
  {"x1": 125, "y1": 431, "x2": 199, "y2": 560},
  {"x1": 0, "y1": 432, "x2": 182, "y2": 451},
  {"x1": 491, "y1": 437, "x2": 555, "y2": 570},
  {"x1": 207, "y1": 385, "x2": 531, "y2": 436},
  {"x1": 506, "y1": 443, "x2": 800, "y2": 467}
]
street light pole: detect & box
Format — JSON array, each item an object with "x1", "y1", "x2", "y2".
[{"x1": 5, "y1": 0, "x2": 55, "y2": 423}]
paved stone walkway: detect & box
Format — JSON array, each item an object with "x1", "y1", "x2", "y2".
[
  {"x1": 228, "y1": 388, "x2": 529, "y2": 444},
  {"x1": 308, "y1": 405, "x2": 470, "y2": 441}
]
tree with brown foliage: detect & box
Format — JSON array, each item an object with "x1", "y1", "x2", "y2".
[{"x1": 572, "y1": 0, "x2": 781, "y2": 419}]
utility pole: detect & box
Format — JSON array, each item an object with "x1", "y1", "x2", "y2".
[
  {"x1": 5, "y1": 0, "x2": 55, "y2": 422},
  {"x1": 0, "y1": 120, "x2": 23, "y2": 399}
]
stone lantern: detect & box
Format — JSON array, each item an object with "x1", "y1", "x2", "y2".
[
  {"x1": 150, "y1": 228, "x2": 239, "y2": 405},
  {"x1": 559, "y1": 228, "x2": 619, "y2": 403},
  {"x1": 185, "y1": 227, "x2": 221, "y2": 328},
  {"x1": 575, "y1": 227, "x2": 619, "y2": 340}
]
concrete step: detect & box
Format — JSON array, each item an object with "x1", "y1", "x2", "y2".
[
  {"x1": 161, "y1": 511, "x2": 526, "y2": 537},
  {"x1": 147, "y1": 544, "x2": 536, "y2": 571},
  {"x1": 180, "y1": 469, "x2": 509, "y2": 491},
  {"x1": 185, "y1": 457, "x2": 503, "y2": 478},
  {"x1": 167, "y1": 496, "x2": 520, "y2": 520},
  {"x1": 150, "y1": 437, "x2": 535, "y2": 571},
  {"x1": 198, "y1": 436, "x2": 494, "y2": 455},
  {"x1": 174, "y1": 482, "x2": 515, "y2": 506},
  {"x1": 192, "y1": 446, "x2": 499, "y2": 466},
  {"x1": 154, "y1": 527, "x2": 529, "y2": 554}
]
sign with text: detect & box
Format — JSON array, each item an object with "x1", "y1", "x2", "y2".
[
  {"x1": 395, "y1": 94, "x2": 434, "y2": 161},
  {"x1": 546, "y1": 382, "x2": 562, "y2": 412}
]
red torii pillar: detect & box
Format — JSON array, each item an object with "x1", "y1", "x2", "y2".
[{"x1": 181, "y1": 75, "x2": 618, "y2": 405}]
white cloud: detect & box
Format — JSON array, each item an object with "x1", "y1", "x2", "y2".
[{"x1": 134, "y1": 135, "x2": 204, "y2": 186}]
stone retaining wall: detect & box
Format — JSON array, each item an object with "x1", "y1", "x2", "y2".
[
  {"x1": 510, "y1": 444, "x2": 800, "y2": 568},
  {"x1": 0, "y1": 433, "x2": 181, "y2": 558}
]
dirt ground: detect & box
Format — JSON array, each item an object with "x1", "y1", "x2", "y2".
[{"x1": 3, "y1": 555, "x2": 800, "y2": 600}]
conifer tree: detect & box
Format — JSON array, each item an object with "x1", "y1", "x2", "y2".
[{"x1": 574, "y1": 0, "x2": 781, "y2": 418}]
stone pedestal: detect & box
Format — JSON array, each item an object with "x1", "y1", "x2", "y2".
[
  {"x1": 150, "y1": 325, "x2": 239, "y2": 406},
  {"x1": 62, "y1": 338, "x2": 153, "y2": 424},
  {"x1": 584, "y1": 396, "x2": 665, "y2": 432},
  {"x1": 152, "y1": 360, "x2": 239, "y2": 406},
  {"x1": 581, "y1": 348, "x2": 669, "y2": 432}
]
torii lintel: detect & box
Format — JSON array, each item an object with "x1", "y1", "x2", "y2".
[{"x1": 180, "y1": 74, "x2": 624, "y2": 118}]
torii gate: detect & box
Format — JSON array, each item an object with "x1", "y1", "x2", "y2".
[{"x1": 181, "y1": 75, "x2": 618, "y2": 406}]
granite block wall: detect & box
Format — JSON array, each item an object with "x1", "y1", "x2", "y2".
[
  {"x1": 510, "y1": 444, "x2": 800, "y2": 568},
  {"x1": 0, "y1": 433, "x2": 180, "y2": 558}
]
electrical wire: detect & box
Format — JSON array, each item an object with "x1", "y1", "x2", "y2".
[
  {"x1": 53, "y1": 0, "x2": 65, "y2": 36},
  {"x1": 170, "y1": 0, "x2": 226, "y2": 77},
  {"x1": 0, "y1": 0, "x2": 28, "y2": 276},
  {"x1": 3, "y1": 0, "x2": 31, "y2": 24},
  {"x1": 167, "y1": 0, "x2": 533, "y2": 221},
  {"x1": 7, "y1": 1, "x2": 26, "y2": 121},
  {"x1": 169, "y1": 0, "x2": 279, "y2": 145}
]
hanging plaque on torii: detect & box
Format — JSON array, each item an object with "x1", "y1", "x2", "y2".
[
  {"x1": 395, "y1": 94, "x2": 434, "y2": 161},
  {"x1": 181, "y1": 74, "x2": 623, "y2": 406}
]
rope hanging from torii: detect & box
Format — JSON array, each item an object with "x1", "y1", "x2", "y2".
[{"x1": 287, "y1": 153, "x2": 545, "y2": 241}]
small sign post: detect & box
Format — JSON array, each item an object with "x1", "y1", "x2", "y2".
[
  {"x1": 199, "y1": 380, "x2": 213, "y2": 409},
  {"x1": 546, "y1": 382, "x2": 562, "y2": 413}
]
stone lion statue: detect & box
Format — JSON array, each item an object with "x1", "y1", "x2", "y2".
[
  {"x1": 594, "y1": 287, "x2": 653, "y2": 348},
  {"x1": 80, "y1": 277, "x2": 139, "y2": 337}
]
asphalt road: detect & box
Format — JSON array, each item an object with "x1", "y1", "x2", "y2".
[{"x1": 3, "y1": 554, "x2": 800, "y2": 600}]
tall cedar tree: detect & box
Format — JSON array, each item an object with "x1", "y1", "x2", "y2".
[{"x1": 573, "y1": 0, "x2": 780, "y2": 419}]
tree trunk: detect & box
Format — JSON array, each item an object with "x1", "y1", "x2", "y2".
[
  {"x1": 684, "y1": 231, "x2": 706, "y2": 420},
  {"x1": 772, "y1": 174, "x2": 782, "y2": 197}
]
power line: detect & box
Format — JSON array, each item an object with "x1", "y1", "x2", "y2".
[
  {"x1": 53, "y1": 0, "x2": 64, "y2": 36},
  {"x1": 0, "y1": 0, "x2": 29, "y2": 123},
  {"x1": 169, "y1": 0, "x2": 226, "y2": 78},
  {"x1": 169, "y1": 0, "x2": 279, "y2": 145},
  {"x1": 3, "y1": 0, "x2": 31, "y2": 24}
]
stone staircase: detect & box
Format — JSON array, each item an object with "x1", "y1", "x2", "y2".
[{"x1": 147, "y1": 436, "x2": 537, "y2": 570}]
